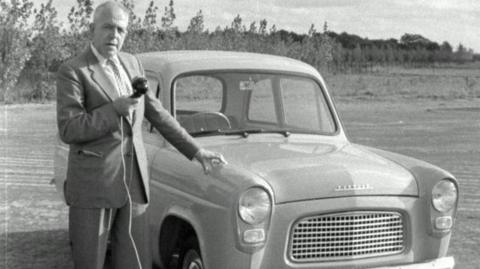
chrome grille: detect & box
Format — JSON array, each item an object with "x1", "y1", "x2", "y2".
[{"x1": 289, "y1": 211, "x2": 405, "y2": 262}]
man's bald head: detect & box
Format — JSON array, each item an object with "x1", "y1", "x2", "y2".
[
  {"x1": 93, "y1": 1, "x2": 129, "y2": 25},
  {"x1": 90, "y1": 1, "x2": 130, "y2": 58}
]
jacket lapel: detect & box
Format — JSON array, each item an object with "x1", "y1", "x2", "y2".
[{"x1": 86, "y1": 48, "x2": 119, "y2": 102}]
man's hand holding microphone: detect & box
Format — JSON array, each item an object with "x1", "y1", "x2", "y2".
[{"x1": 113, "y1": 77, "x2": 148, "y2": 117}]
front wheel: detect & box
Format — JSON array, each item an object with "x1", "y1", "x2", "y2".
[{"x1": 179, "y1": 237, "x2": 203, "y2": 269}]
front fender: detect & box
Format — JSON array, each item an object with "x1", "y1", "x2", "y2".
[
  {"x1": 359, "y1": 145, "x2": 459, "y2": 238},
  {"x1": 360, "y1": 145, "x2": 457, "y2": 195}
]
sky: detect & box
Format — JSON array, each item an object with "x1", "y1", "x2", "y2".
[{"x1": 50, "y1": 0, "x2": 480, "y2": 52}]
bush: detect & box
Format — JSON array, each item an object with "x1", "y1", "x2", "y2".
[{"x1": 0, "y1": 0, "x2": 33, "y2": 103}]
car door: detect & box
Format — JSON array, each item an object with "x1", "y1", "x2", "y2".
[{"x1": 146, "y1": 73, "x2": 219, "y2": 207}]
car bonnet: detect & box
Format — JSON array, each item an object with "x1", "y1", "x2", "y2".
[{"x1": 213, "y1": 137, "x2": 418, "y2": 203}]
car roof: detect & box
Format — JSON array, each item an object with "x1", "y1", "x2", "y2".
[{"x1": 137, "y1": 50, "x2": 320, "y2": 78}]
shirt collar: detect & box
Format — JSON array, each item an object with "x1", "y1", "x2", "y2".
[{"x1": 90, "y1": 43, "x2": 120, "y2": 67}]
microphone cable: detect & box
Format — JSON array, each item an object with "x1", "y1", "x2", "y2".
[
  {"x1": 120, "y1": 116, "x2": 143, "y2": 269},
  {"x1": 117, "y1": 76, "x2": 148, "y2": 269}
]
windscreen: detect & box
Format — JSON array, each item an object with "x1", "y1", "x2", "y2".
[{"x1": 173, "y1": 72, "x2": 336, "y2": 136}]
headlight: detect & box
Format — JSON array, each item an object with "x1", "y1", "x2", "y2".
[
  {"x1": 238, "y1": 187, "x2": 271, "y2": 224},
  {"x1": 432, "y1": 180, "x2": 457, "y2": 212}
]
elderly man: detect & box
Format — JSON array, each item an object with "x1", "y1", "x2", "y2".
[{"x1": 56, "y1": 1, "x2": 226, "y2": 268}]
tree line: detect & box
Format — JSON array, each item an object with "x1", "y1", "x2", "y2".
[
  {"x1": 327, "y1": 31, "x2": 475, "y2": 73},
  {"x1": 0, "y1": 0, "x2": 476, "y2": 103}
]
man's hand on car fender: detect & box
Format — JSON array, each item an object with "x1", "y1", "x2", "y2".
[{"x1": 194, "y1": 148, "x2": 228, "y2": 174}]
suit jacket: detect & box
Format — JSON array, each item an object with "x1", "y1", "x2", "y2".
[{"x1": 56, "y1": 47, "x2": 200, "y2": 208}]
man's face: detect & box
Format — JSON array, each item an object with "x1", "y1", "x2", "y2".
[{"x1": 91, "y1": 7, "x2": 128, "y2": 59}]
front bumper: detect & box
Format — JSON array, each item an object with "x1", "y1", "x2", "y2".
[{"x1": 373, "y1": 256, "x2": 454, "y2": 269}]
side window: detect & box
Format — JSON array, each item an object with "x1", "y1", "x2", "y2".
[
  {"x1": 248, "y1": 79, "x2": 276, "y2": 123},
  {"x1": 143, "y1": 76, "x2": 159, "y2": 133},
  {"x1": 175, "y1": 75, "x2": 223, "y2": 112},
  {"x1": 174, "y1": 75, "x2": 225, "y2": 133},
  {"x1": 147, "y1": 76, "x2": 160, "y2": 97},
  {"x1": 142, "y1": 118, "x2": 151, "y2": 132}
]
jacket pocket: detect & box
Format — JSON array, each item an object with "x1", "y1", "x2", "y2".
[{"x1": 77, "y1": 149, "x2": 103, "y2": 158}]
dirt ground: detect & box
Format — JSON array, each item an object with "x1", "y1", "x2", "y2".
[{"x1": 0, "y1": 99, "x2": 479, "y2": 268}]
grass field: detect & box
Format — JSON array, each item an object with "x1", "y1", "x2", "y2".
[
  {"x1": 326, "y1": 67, "x2": 480, "y2": 100},
  {"x1": 1, "y1": 68, "x2": 479, "y2": 268}
]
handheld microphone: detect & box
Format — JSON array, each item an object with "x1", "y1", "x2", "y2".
[{"x1": 131, "y1": 76, "x2": 148, "y2": 98}]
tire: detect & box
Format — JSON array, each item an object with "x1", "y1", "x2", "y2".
[{"x1": 178, "y1": 237, "x2": 203, "y2": 269}]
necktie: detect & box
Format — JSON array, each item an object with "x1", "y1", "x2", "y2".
[
  {"x1": 107, "y1": 59, "x2": 130, "y2": 96},
  {"x1": 107, "y1": 59, "x2": 133, "y2": 120}
]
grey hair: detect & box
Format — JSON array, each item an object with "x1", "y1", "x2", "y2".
[{"x1": 92, "y1": 1, "x2": 129, "y2": 23}]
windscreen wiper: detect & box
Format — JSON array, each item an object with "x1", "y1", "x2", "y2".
[
  {"x1": 190, "y1": 128, "x2": 291, "y2": 138},
  {"x1": 223, "y1": 128, "x2": 290, "y2": 138},
  {"x1": 190, "y1": 129, "x2": 227, "y2": 137}
]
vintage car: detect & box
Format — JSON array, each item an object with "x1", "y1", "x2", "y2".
[{"x1": 54, "y1": 50, "x2": 458, "y2": 269}]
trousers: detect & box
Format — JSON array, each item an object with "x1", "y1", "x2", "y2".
[{"x1": 68, "y1": 153, "x2": 150, "y2": 269}]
